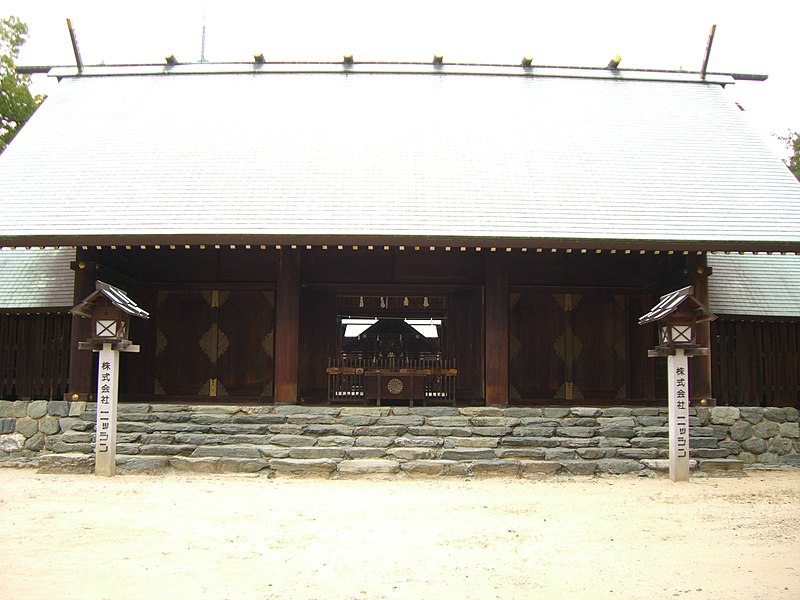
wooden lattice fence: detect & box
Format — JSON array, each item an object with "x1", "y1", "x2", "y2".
[
  {"x1": 712, "y1": 320, "x2": 800, "y2": 408},
  {"x1": 0, "y1": 314, "x2": 71, "y2": 401}
]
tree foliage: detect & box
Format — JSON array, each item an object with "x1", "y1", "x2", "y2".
[
  {"x1": 1, "y1": 16, "x2": 42, "y2": 154},
  {"x1": 777, "y1": 130, "x2": 800, "y2": 182}
]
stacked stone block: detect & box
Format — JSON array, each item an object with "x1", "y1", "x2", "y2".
[
  {"x1": 0, "y1": 399, "x2": 86, "y2": 459},
  {"x1": 4, "y1": 402, "x2": 796, "y2": 476}
]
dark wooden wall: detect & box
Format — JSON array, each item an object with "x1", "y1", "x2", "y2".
[
  {"x1": 0, "y1": 313, "x2": 71, "y2": 400},
  {"x1": 301, "y1": 248, "x2": 484, "y2": 285},
  {"x1": 446, "y1": 287, "x2": 484, "y2": 402},
  {"x1": 712, "y1": 319, "x2": 800, "y2": 408},
  {"x1": 298, "y1": 288, "x2": 337, "y2": 403},
  {"x1": 73, "y1": 246, "x2": 700, "y2": 405}
]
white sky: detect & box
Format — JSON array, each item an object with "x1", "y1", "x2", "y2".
[{"x1": 5, "y1": 0, "x2": 799, "y2": 157}]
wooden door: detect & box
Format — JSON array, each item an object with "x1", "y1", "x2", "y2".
[
  {"x1": 155, "y1": 290, "x2": 275, "y2": 399},
  {"x1": 216, "y1": 291, "x2": 275, "y2": 398},
  {"x1": 155, "y1": 291, "x2": 214, "y2": 396},
  {"x1": 571, "y1": 293, "x2": 627, "y2": 401},
  {"x1": 509, "y1": 292, "x2": 628, "y2": 402},
  {"x1": 509, "y1": 293, "x2": 566, "y2": 401}
]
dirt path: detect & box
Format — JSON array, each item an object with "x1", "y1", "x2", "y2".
[{"x1": 1, "y1": 469, "x2": 798, "y2": 599}]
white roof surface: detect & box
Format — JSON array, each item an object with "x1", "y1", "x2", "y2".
[
  {"x1": 708, "y1": 253, "x2": 800, "y2": 318},
  {"x1": 0, "y1": 247, "x2": 75, "y2": 311},
  {"x1": 0, "y1": 65, "x2": 799, "y2": 250}
]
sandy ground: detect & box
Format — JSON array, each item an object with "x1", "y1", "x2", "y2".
[{"x1": 0, "y1": 469, "x2": 798, "y2": 600}]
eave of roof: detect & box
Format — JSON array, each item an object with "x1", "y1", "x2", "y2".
[{"x1": 3, "y1": 237, "x2": 800, "y2": 254}]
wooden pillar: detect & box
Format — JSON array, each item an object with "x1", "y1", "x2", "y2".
[
  {"x1": 66, "y1": 254, "x2": 97, "y2": 401},
  {"x1": 485, "y1": 253, "x2": 509, "y2": 406},
  {"x1": 687, "y1": 253, "x2": 713, "y2": 402},
  {"x1": 275, "y1": 248, "x2": 300, "y2": 403}
]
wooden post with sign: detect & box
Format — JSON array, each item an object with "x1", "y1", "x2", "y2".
[
  {"x1": 95, "y1": 344, "x2": 120, "y2": 476},
  {"x1": 71, "y1": 281, "x2": 149, "y2": 477},
  {"x1": 639, "y1": 286, "x2": 716, "y2": 482},
  {"x1": 668, "y1": 349, "x2": 690, "y2": 481}
]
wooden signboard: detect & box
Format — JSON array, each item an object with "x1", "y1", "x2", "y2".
[
  {"x1": 95, "y1": 344, "x2": 119, "y2": 477},
  {"x1": 668, "y1": 349, "x2": 690, "y2": 481}
]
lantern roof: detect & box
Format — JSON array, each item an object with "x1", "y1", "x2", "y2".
[
  {"x1": 638, "y1": 285, "x2": 716, "y2": 326},
  {"x1": 70, "y1": 280, "x2": 150, "y2": 320}
]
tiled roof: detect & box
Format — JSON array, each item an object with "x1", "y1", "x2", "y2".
[
  {"x1": 0, "y1": 247, "x2": 75, "y2": 311},
  {"x1": 0, "y1": 65, "x2": 799, "y2": 250},
  {"x1": 708, "y1": 253, "x2": 800, "y2": 318}
]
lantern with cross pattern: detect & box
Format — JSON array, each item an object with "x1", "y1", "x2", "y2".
[
  {"x1": 71, "y1": 280, "x2": 149, "y2": 350},
  {"x1": 638, "y1": 285, "x2": 716, "y2": 357}
]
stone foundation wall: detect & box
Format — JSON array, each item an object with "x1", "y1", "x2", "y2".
[
  {"x1": 2, "y1": 401, "x2": 798, "y2": 476},
  {"x1": 0, "y1": 400, "x2": 86, "y2": 455}
]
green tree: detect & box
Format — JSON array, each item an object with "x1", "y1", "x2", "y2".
[
  {"x1": 1, "y1": 16, "x2": 42, "y2": 154},
  {"x1": 777, "y1": 130, "x2": 800, "y2": 182}
]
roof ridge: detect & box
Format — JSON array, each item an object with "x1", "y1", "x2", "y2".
[{"x1": 30, "y1": 61, "x2": 755, "y2": 85}]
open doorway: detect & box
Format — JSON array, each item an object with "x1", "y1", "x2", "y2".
[
  {"x1": 327, "y1": 294, "x2": 456, "y2": 405},
  {"x1": 299, "y1": 288, "x2": 483, "y2": 405},
  {"x1": 341, "y1": 317, "x2": 443, "y2": 360}
]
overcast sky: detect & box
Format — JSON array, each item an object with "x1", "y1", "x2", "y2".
[{"x1": 5, "y1": 0, "x2": 799, "y2": 157}]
